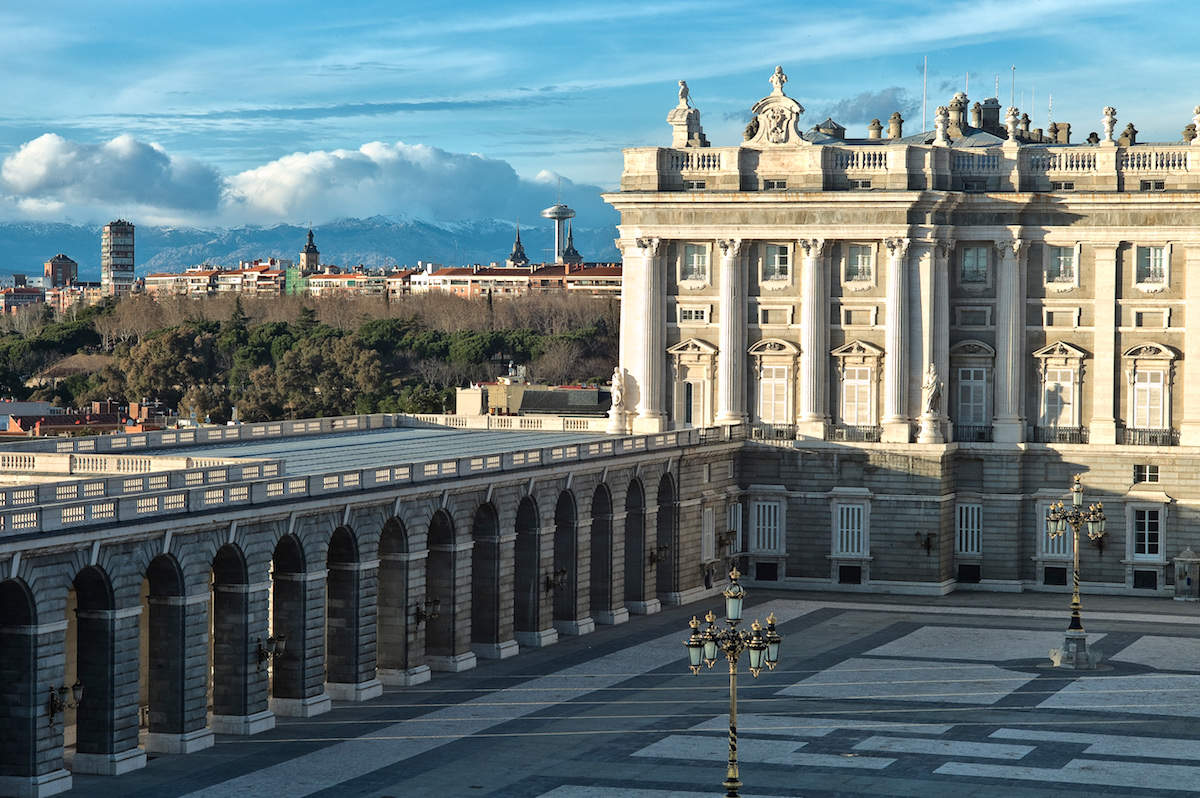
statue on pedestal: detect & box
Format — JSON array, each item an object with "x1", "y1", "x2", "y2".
[
  {"x1": 922, "y1": 364, "x2": 942, "y2": 417},
  {"x1": 607, "y1": 366, "x2": 627, "y2": 434}
]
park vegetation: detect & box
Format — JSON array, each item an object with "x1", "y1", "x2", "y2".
[{"x1": 0, "y1": 292, "x2": 619, "y2": 422}]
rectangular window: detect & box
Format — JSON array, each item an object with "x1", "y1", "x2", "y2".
[
  {"x1": 842, "y1": 366, "x2": 872, "y2": 426},
  {"x1": 763, "y1": 245, "x2": 789, "y2": 280},
  {"x1": 727, "y1": 502, "x2": 742, "y2": 551},
  {"x1": 1051, "y1": 181, "x2": 1075, "y2": 191},
  {"x1": 956, "y1": 502, "x2": 983, "y2": 555},
  {"x1": 751, "y1": 501, "x2": 782, "y2": 553},
  {"x1": 849, "y1": 179, "x2": 872, "y2": 189},
  {"x1": 1047, "y1": 246, "x2": 1076, "y2": 283},
  {"x1": 1134, "y1": 464, "x2": 1160, "y2": 484},
  {"x1": 682, "y1": 244, "x2": 709, "y2": 282},
  {"x1": 1134, "y1": 509, "x2": 1161, "y2": 559},
  {"x1": 763, "y1": 179, "x2": 787, "y2": 190},
  {"x1": 758, "y1": 365, "x2": 789, "y2": 424},
  {"x1": 961, "y1": 246, "x2": 988, "y2": 283},
  {"x1": 1043, "y1": 368, "x2": 1074, "y2": 426},
  {"x1": 1042, "y1": 505, "x2": 1072, "y2": 558},
  {"x1": 678, "y1": 306, "x2": 708, "y2": 323},
  {"x1": 1137, "y1": 246, "x2": 1166, "y2": 283},
  {"x1": 846, "y1": 245, "x2": 874, "y2": 282},
  {"x1": 680, "y1": 381, "x2": 703, "y2": 427},
  {"x1": 1139, "y1": 180, "x2": 1166, "y2": 192},
  {"x1": 835, "y1": 504, "x2": 866, "y2": 556},
  {"x1": 701, "y1": 507, "x2": 716, "y2": 563},
  {"x1": 685, "y1": 180, "x2": 706, "y2": 190},
  {"x1": 957, "y1": 367, "x2": 988, "y2": 425},
  {"x1": 1132, "y1": 370, "x2": 1165, "y2": 429}
]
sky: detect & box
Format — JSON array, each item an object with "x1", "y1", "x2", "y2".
[{"x1": 1, "y1": 0, "x2": 1197, "y2": 228}]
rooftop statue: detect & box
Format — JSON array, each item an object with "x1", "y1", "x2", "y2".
[
  {"x1": 678, "y1": 80, "x2": 691, "y2": 108},
  {"x1": 769, "y1": 65, "x2": 788, "y2": 96}
]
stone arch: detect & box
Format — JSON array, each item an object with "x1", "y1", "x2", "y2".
[
  {"x1": 589, "y1": 483, "x2": 614, "y2": 620},
  {"x1": 270, "y1": 534, "x2": 310, "y2": 706},
  {"x1": 140, "y1": 554, "x2": 187, "y2": 745},
  {"x1": 0, "y1": 579, "x2": 36, "y2": 783},
  {"x1": 377, "y1": 518, "x2": 411, "y2": 677},
  {"x1": 210, "y1": 543, "x2": 251, "y2": 722},
  {"x1": 325, "y1": 527, "x2": 363, "y2": 691},
  {"x1": 624, "y1": 478, "x2": 646, "y2": 606},
  {"x1": 470, "y1": 503, "x2": 502, "y2": 648},
  {"x1": 513, "y1": 496, "x2": 540, "y2": 637},
  {"x1": 68, "y1": 564, "x2": 115, "y2": 762},
  {"x1": 424, "y1": 509, "x2": 457, "y2": 659},
  {"x1": 656, "y1": 472, "x2": 678, "y2": 598},
  {"x1": 553, "y1": 490, "x2": 578, "y2": 624}
]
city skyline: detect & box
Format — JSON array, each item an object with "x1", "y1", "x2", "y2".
[{"x1": 1, "y1": 0, "x2": 1195, "y2": 227}]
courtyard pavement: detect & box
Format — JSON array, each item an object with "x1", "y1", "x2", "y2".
[{"x1": 75, "y1": 589, "x2": 1200, "y2": 797}]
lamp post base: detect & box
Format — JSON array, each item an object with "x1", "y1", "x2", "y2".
[{"x1": 1051, "y1": 629, "x2": 1100, "y2": 669}]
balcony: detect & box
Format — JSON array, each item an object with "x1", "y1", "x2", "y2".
[
  {"x1": 1033, "y1": 426, "x2": 1089, "y2": 444},
  {"x1": 830, "y1": 424, "x2": 882, "y2": 443},
  {"x1": 1119, "y1": 427, "x2": 1179, "y2": 446},
  {"x1": 751, "y1": 423, "x2": 796, "y2": 441},
  {"x1": 955, "y1": 424, "x2": 993, "y2": 443}
]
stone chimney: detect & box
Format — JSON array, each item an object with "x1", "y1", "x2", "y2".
[
  {"x1": 970, "y1": 102, "x2": 983, "y2": 129},
  {"x1": 867, "y1": 118, "x2": 883, "y2": 139},
  {"x1": 1019, "y1": 113, "x2": 1031, "y2": 137},
  {"x1": 1056, "y1": 122, "x2": 1071, "y2": 144},
  {"x1": 1118, "y1": 122, "x2": 1138, "y2": 146},
  {"x1": 980, "y1": 98, "x2": 1003, "y2": 135},
  {"x1": 887, "y1": 111, "x2": 904, "y2": 139},
  {"x1": 947, "y1": 92, "x2": 968, "y2": 138}
]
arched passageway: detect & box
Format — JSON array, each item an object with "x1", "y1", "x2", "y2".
[
  {"x1": 378, "y1": 518, "x2": 421, "y2": 685},
  {"x1": 589, "y1": 484, "x2": 616, "y2": 621},
  {"x1": 140, "y1": 555, "x2": 186, "y2": 746},
  {"x1": 470, "y1": 503, "x2": 506, "y2": 656},
  {"x1": 624, "y1": 478, "x2": 649, "y2": 610},
  {"x1": 553, "y1": 491, "x2": 578, "y2": 626},
  {"x1": 210, "y1": 543, "x2": 263, "y2": 732},
  {"x1": 424, "y1": 510, "x2": 456, "y2": 659},
  {"x1": 513, "y1": 497, "x2": 547, "y2": 646},
  {"x1": 0, "y1": 579, "x2": 37, "y2": 783},
  {"x1": 326, "y1": 526, "x2": 378, "y2": 700}
]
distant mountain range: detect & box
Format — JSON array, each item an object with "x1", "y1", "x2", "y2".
[{"x1": 0, "y1": 216, "x2": 621, "y2": 278}]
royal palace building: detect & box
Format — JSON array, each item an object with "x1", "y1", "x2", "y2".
[{"x1": 605, "y1": 67, "x2": 1200, "y2": 595}]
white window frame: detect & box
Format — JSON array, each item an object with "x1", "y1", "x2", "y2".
[
  {"x1": 841, "y1": 365, "x2": 874, "y2": 426},
  {"x1": 701, "y1": 506, "x2": 716, "y2": 563},
  {"x1": 843, "y1": 244, "x2": 875, "y2": 286},
  {"x1": 1125, "y1": 503, "x2": 1166, "y2": 563},
  {"x1": 956, "y1": 366, "x2": 989, "y2": 426},
  {"x1": 1130, "y1": 369, "x2": 1166, "y2": 429},
  {"x1": 680, "y1": 243, "x2": 711, "y2": 286},
  {"x1": 1122, "y1": 343, "x2": 1176, "y2": 433},
  {"x1": 750, "y1": 500, "x2": 784, "y2": 554},
  {"x1": 1134, "y1": 244, "x2": 1171, "y2": 293},
  {"x1": 676, "y1": 305, "x2": 710, "y2": 324},
  {"x1": 761, "y1": 243, "x2": 792, "y2": 284},
  {"x1": 1043, "y1": 242, "x2": 1081, "y2": 292},
  {"x1": 756, "y1": 364, "x2": 792, "y2": 424},
  {"x1": 1041, "y1": 366, "x2": 1076, "y2": 427},
  {"x1": 956, "y1": 502, "x2": 983, "y2": 556},
  {"x1": 1133, "y1": 464, "x2": 1160, "y2": 484},
  {"x1": 832, "y1": 502, "x2": 869, "y2": 557}
]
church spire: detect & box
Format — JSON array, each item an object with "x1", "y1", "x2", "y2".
[
  {"x1": 507, "y1": 221, "x2": 529, "y2": 266},
  {"x1": 561, "y1": 220, "x2": 582, "y2": 266}
]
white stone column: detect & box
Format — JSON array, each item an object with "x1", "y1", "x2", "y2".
[
  {"x1": 797, "y1": 238, "x2": 828, "y2": 439},
  {"x1": 1182, "y1": 245, "x2": 1200, "y2": 445},
  {"x1": 715, "y1": 238, "x2": 747, "y2": 425},
  {"x1": 882, "y1": 237, "x2": 911, "y2": 442},
  {"x1": 619, "y1": 237, "x2": 667, "y2": 433},
  {"x1": 1089, "y1": 244, "x2": 1119, "y2": 445},
  {"x1": 916, "y1": 241, "x2": 948, "y2": 444},
  {"x1": 993, "y1": 239, "x2": 1026, "y2": 443}
]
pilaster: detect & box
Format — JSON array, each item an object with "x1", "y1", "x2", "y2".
[
  {"x1": 632, "y1": 237, "x2": 667, "y2": 432},
  {"x1": 882, "y1": 237, "x2": 911, "y2": 442},
  {"x1": 1184, "y1": 245, "x2": 1200, "y2": 445},
  {"x1": 797, "y1": 238, "x2": 828, "y2": 438},
  {"x1": 993, "y1": 238, "x2": 1027, "y2": 443},
  {"x1": 715, "y1": 238, "x2": 747, "y2": 424},
  {"x1": 1090, "y1": 244, "x2": 1120, "y2": 444}
]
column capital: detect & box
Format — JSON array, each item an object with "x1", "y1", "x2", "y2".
[
  {"x1": 993, "y1": 238, "x2": 1025, "y2": 258},
  {"x1": 635, "y1": 236, "x2": 664, "y2": 256},
  {"x1": 934, "y1": 238, "x2": 955, "y2": 259},
  {"x1": 884, "y1": 237, "x2": 910, "y2": 257},
  {"x1": 717, "y1": 238, "x2": 743, "y2": 257},
  {"x1": 797, "y1": 238, "x2": 826, "y2": 256}
]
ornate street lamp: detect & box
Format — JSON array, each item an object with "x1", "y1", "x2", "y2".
[
  {"x1": 1047, "y1": 473, "x2": 1106, "y2": 669},
  {"x1": 683, "y1": 568, "x2": 782, "y2": 798}
]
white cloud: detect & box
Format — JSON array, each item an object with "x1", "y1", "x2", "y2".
[
  {"x1": 0, "y1": 133, "x2": 222, "y2": 214},
  {"x1": 0, "y1": 133, "x2": 616, "y2": 229}
]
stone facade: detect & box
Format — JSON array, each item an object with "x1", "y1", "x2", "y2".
[
  {"x1": 604, "y1": 68, "x2": 1200, "y2": 597},
  {"x1": 0, "y1": 422, "x2": 740, "y2": 796}
]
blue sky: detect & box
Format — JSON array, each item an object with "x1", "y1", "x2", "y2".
[{"x1": 1, "y1": 0, "x2": 1196, "y2": 227}]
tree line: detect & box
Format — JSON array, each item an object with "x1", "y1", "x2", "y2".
[{"x1": 1, "y1": 291, "x2": 619, "y2": 422}]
